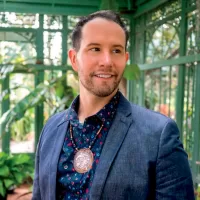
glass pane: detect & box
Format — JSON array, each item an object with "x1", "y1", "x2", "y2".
[
  {"x1": 183, "y1": 64, "x2": 197, "y2": 162},
  {"x1": 0, "y1": 12, "x2": 39, "y2": 28},
  {"x1": 146, "y1": 22, "x2": 180, "y2": 63},
  {"x1": 187, "y1": 0, "x2": 196, "y2": 7},
  {"x1": 144, "y1": 66, "x2": 178, "y2": 120},
  {"x1": 187, "y1": 10, "x2": 199, "y2": 55},
  {"x1": 146, "y1": 0, "x2": 181, "y2": 26},
  {"x1": 44, "y1": 14, "x2": 62, "y2": 29},
  {"x1": 0, "y1": 32, "x2": 36, "y2": 64},
  {"x1": 9, "y1": 73, "x2": 35, "y2": 153},
  {"x1": 44, "y1": 31, "x2": 62, "y2": 65}
]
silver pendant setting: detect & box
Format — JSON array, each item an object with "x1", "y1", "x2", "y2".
[{"x1": 73, "y1": 148, "x2": 94, "y2": 173}]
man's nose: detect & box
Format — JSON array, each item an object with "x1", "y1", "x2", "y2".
[{"x1": 100, "y1": 52, "x2": 113, "y2": 66}]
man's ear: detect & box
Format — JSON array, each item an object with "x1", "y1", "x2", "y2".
[
  {"x1": 68, "y1": 49, "x2": 78, "y2": 72},
  {"x1": 125, "y1": 52, "x2": 129, "y2": 62}
]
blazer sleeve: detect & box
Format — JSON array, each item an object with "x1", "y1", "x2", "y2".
[
  {"x1": 32, "y1": 125, "x2": 46, "y2": 200},
  {"x1": 155, "y1": 119, "x2": 195, "y2": 199},
  {"x1": 32, "y1": 144, "x2": 41, "y2": 200}
]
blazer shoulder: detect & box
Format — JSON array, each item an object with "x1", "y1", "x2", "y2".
[
  {"x1": 130, "y1": 103, "x2": 176, "y2": 129},
  {"x1": 118, "y1": 93, "x2": 174, "y2": 129},
  {"x1": 45, "y1": 109, "x2": 69, "y2": 127},
  {"x1": 37, "y1": 109, "x2": 69, "y2": 147}
]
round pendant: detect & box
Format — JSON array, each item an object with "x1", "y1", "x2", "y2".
[{"x1": 73, "y1": 148, "x2": 94, "y2": 173}]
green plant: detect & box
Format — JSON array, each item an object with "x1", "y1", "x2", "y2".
[
  {"x1": 123, "y1": 64, "x2": 141, "y2": 81},
  {"x1": 0, "y1": 73, "x2": 75, "y2": 136},
  {"x1": 0, "y1": 152, "x2": 34, "y2": 198},
  {"x1": 10, "y1": 109, "x2": 33, "y2": 141}
]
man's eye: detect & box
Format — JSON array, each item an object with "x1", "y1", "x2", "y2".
[
  {"x1": 91, "y1": 48, "x2": 100, "y2": 52},
  {"x1": 113, "y1": 49, "x2": 121, "y2": 53}
]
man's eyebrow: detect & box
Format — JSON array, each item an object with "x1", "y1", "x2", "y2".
[
  {"x1": 86, "y1": 43, "x2": 101, "y2": 47},
  {"x1": 86, "y1": 43, "x2": 125, "y2": 49},
  {"x1": 113, "y1": 44, "x2": 125, "y2": 49}
]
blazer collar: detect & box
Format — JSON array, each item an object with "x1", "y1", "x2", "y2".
[
  {"x1": 49, "y1": 118, "x2": 69, "y2": 200},
  {"x1": 57, "y1": 109, "x2": 70, "y2": 126},
  {"x1": 90, "y1": 93, "x2": 133, "y2": 200}
]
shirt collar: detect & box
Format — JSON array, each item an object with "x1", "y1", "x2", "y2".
[{"x1": 66, "y1": 91, "x2": 120, "y2": 124}]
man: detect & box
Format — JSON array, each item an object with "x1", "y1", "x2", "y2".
[{"x1": 32, "y1": 10, "x2": 195, "y2": 200}]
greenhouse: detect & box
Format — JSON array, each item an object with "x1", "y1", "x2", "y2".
[{"x1": 0, "y1": 0, "x2": 200, "y2": 199}]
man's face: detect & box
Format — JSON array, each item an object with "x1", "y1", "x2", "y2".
[{"x1": 69, "y1": 18, "x2": 129, "y2": 97}]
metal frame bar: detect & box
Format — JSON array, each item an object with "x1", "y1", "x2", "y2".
[
  {"x1": 0, "y1": 76, "x2": 10, "y2": 153},
  {"x1": 159, "y1": 68, "x2": 162, "y2": 111},
  {"x1": 0, "y1": 64, "x2": 71, "y2": 71},
  {"x1": 133, "y1": 0, "x2": 170, "y2": 18},
  {"x1": 192, "y1": 64, "x2": 200, "y2": 184},
  {"x1": 185, "y1": 66, "x2": 190, "y2": 152},
  {"x1": 61, "y1": 15, "x2": 68, "y2": 66},
  {"x1": 0, "y1": 27, "x2": 36, "y2": 32},
  {"x1": 1, "y1": 0, "x2": 128, "y2": 7},
  {"x1": 0, "y1": 2, "x2": 98, "y2": 16},
  {"x1": 34, "y1": 14, "x2": 44, "y2": 151},
  {"x1": 0, "y1": 27, "x2": 65, "y2": 33},
  {"x1": 0, "y1": 0, "x2": 129, "y2": 16},
  {"x1": 168, "y1": 66, "x2": 172, "y2": 117},
  {"x1": 175, "y1": 0, "x2": 187, "y2": 140},
  {"x1": 138, "y1": 15, "x2": 145, "y2": 107},
  {"x1": 127, "y1": 16, "x2": 135, "y2": 103},
  {"x1": 138, "y1": 54, "x2": 200, "y2": 70}
]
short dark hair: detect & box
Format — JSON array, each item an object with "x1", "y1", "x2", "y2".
[{"x1": 71, "y1": 10, "x2": 129, "y2": 51}]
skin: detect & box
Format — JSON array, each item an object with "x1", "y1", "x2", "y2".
[{"x1": 69, "y1": 18, "x2": 129, "y2": 122}]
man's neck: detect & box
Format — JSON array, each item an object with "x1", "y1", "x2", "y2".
[{"x1": 77, "y1": 91, "x2": 116, "y2": 123}]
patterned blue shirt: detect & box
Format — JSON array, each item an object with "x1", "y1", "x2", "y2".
[{"x1": 56, "y1": 91, "x2": 120, "y2": 200}]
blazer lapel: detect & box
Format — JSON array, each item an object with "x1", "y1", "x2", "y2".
[
  {"x1": 49, "y1": 113, "x2": 69, "y2": 200},
  {"x1": 90, "y1": 94, "x2": 133, "y2": 200}
]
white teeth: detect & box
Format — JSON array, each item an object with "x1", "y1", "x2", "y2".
[{"x1": 96, "y1": 74, "x2": 112, "y2": 78}]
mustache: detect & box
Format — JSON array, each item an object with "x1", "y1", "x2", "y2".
[{"x1": 90, "y1": 69, "x2": 116, "y2": 75}]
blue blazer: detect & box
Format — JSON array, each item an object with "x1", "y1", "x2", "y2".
[{"x1": 32, "y1": 93, "x2": 195, "y2": 200}]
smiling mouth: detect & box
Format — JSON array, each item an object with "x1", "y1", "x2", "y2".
[{"x1": 95, "y1": 74, "x2": 113, "y2": 78}]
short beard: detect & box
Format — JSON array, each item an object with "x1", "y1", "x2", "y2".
[{"x1": 80, "y1": 76, "x2": 122, "y2": 97}]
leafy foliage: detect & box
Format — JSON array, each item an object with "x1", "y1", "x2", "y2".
[
  {"x1": 0, "y1": 152, "x2": 34, "y2": 198},
  {"x1": 0, "y1": 64, "x2": 34, "y2": 84},
  {"x1": 0, "y1": 74, "x2": 74, "y2": 136},
  {"x1": 11, "y1": 109, "x2": 33, "y2": 141},
  {"x1": 123, "y1": 64, "x2": 141, "y2": 80}
]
